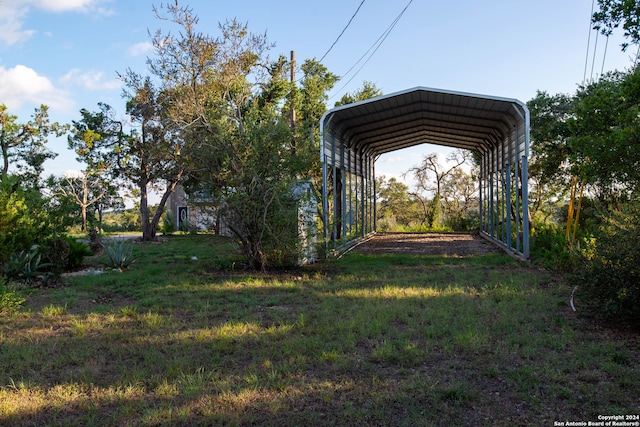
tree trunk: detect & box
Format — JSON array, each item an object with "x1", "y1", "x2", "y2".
[
  {"x1": 139, "y1": 176, "x2": 154, "y2": 241},
  {"x1": 140, "y1": 174, "x2": 183, "y2": 242},
  {"x1": 81, "y1": 206, "x2": 88, "y2": 232},
  {"x1": 1, "y1": 142, "x2": 9, "y2": 177},
  {"x1": 81, "y1": 178, "x2": 89, "y2": 232}
]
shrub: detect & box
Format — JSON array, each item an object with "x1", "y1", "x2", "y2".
[
  {"x1": 444, "y1": 212, "x2": 480, "y2": 232},
  {"x1": 530, "y1": 223, "x2": 573, "y2": 270},
  {"x1": 40, "y1": 238, "x2": 70, "y2": 275},
  {"x1": 571, "y1": 204, "x2": 640, "y2": 321},
  {"x1": 66, "y1": 237, "x2": 93, "y2": 269},
  {"x1": 0, "y1": 177, "x2": 42, "y2": 266},
  {"x1": 162, "y1": 211, "x2": 175, "y2": 235},
  {"x1": 1, "y1": 248, "x2": 52, "y2": 284},
  {"x1": 102, "y1": 240, "x2": 136, "y2": 271},
  {"x1": 40, "y1": 236, "x2": 92, "y2": 273}
]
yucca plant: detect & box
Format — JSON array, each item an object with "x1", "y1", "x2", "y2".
[
  {"x1": 102, "y1": 240, "x2": 136, "y2": 271},
  {"x1": 1, "y1": 248, "x2": 52, "y2": 284}
]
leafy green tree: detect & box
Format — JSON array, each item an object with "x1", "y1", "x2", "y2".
[
  {"x1": 145, "y1": 3, "x2": 329, "y2": 268},
  {"x1": 68, "y1": 77, "x2": 188, "y2": 241},
  {"x1": 527, "y1": 91, "x2": 575, "y2": 222},
  {"x1": 593, "y1": 0, "x2": 640, "y2": 51},
  {"x1": 0, "y1": 104, "x2": 67, "y2": 187},
  {"x1": 94, "y1": 180, "x2": 124, "y2": 230},
  {"x1": 375, "y1": 175, "x2": 419, "y2": 228},
  {"x1": 569, "y1": 70, "x2": 640, "y2": 199},
  {"x1": 334, "y1": 81, "x2": 383, "y2": 107}
]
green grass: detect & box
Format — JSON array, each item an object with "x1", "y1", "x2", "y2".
[{"x1": 1, "y1": 234, "x2": 638, "y2": 426}]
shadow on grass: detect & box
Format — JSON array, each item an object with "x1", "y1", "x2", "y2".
[{"x1": 1, "y1": 240, "x2": 639, "y2": 426}]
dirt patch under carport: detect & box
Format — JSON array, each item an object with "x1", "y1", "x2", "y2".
[{"x1": 351, "y1": 232, "x2": 503, "y2": 256}]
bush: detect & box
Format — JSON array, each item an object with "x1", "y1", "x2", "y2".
[
  {"x1": 445, "y1": 212, "x2": 479, "y2": 232},
  {"x1": 571, "y1": 204, "x2": 640, "y2": 321},
  {"x1": 162, "y1": 211, "x2": 175, "y2": 235},
  {"x1": 102, "y1": 240, "x2": 136, "y2": 271},
  {"x1": 1, "y1": 248, "x2": 52, "y2": 284},
  {"x1": 40, "y1": 236, "x2": 92, "y2": 273},
  {"x1": 530, "y1": 223, "x2": 573, "y2": 270},
  {"x1": 0, "y1": 176, "x2": 43, "y2": 266},
  {"x1": 40, "y1": 238, "x2": 70, "y2": 275},
  {"x1": 66, "y1": 237, "x2": 93, "y2": 269}
]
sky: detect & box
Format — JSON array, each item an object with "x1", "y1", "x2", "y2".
[{"x1": 0, "y1": 0, "x2": 637, "y2": 189}]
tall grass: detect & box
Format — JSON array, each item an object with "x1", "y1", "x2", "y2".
[{"x1": 0, "y1": 234, "x2": 637, "y2": 426}]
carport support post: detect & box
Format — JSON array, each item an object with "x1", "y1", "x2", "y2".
[
  {"x1": 341, "y1": 142, "x2": 346, "y2": 240},
  {"x1": 506, "y1": 130, "x2": 513, "y2": 250},
  {"x1": 360, "y1": 154, "x2": 365, "y2": 238},
  {"x1": 479, "y1": 153, "x2": 483, "y2": 233},
  {"x1": 521, "y1": 155, "x2": 530, "y2": 258},
  {"x1": 322, "y1": 157, "x2": 329, "y2": 247}
]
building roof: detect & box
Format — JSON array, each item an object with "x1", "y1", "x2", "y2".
[{"x1": 321, "y1": 86, "x2": 529, "y2": 163}]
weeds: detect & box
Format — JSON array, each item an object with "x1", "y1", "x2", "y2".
[{"x1": 0, "y1": 282, "x2": 24, "y2": 314}]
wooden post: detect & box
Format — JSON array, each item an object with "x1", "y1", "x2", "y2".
[{"x1": 290, "y1": 50, "x2": 296, "y2": 129}]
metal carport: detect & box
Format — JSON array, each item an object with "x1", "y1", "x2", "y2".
[{"x1": 320, "y1": 86, "x2": 530, "y2": 259}]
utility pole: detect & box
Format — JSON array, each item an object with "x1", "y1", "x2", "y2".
[{"x1": 290, "y1": 50, "x2": 296, "y2": 129}]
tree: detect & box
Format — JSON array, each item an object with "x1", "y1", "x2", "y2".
[
  {"x1": 593, "y1": 0, "x2": 640, "y2": 51},
  {"x1": 93, "y1": 181, "x2": 124, "y2": 230},
  {"x1": 405, "y1": 149, "x2": 472, "y2": 228},
  {"x1": 527, "y1": 91, "x2": 575, "y2": 222},
  {"x1": 569, "y1": 69, "x2": 640, "y2": 199},
  {"x1": 0, "y1": 104, "x2": 67, "y2": 186},
  {"x1": 68, "y1": 77, "x2": 189, "y2": 242},
  {"x1": 375, "y1": 175, "x2": 419, "y2": 228},
  {"x1": 58, "y1": 171, "x2": 108, "y2": 232},
  {"x1": 122, "y1": 73, "x2": 191, "y2": 241},
  {"x1": 440, "y1": 167, "x2": 478, "y2": 217},
  {"x1": 145, "y1": 3, "x2": 333, "y2": 268},
  {"x1": 334, "y1": 81, "x2": 383, "y2": 107}
]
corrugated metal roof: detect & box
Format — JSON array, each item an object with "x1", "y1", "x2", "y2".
[{"x1": 321, "y1": 86, "x2": 528, "y2": 161}]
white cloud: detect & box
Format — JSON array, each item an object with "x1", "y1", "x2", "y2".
[
  {"x1": 0, "y1": 0, "x2": 114, "y2": 46},
  {"x1": 0, "y1": 2, "x2": 34, "y2": 46},
  {"x1": 32, "y1": 0, "x2": 114, "y2": 14},
  {"x1": 60, "y1": 68, "x2": 120, "y2": 91},
  {"x1": 128, "y1": 41, "x2": 153, "y2": 57},
  {"x1": 0, "y1": 64, "x2": 73, "y2": 111},
  {"x1": 383, "y1": 156, "x2": 404, "y2": 164},
  {"x1": 62, "y1": 169, "x2": 83, "y2": 178}
]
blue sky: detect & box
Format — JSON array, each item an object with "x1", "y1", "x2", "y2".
[{"x1": 0, "y1": 0, "x2": 636, "y2": 185}]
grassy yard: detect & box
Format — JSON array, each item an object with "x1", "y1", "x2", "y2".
[{"x1": 1, "y1": 234, "x2": 638, "y2": 426}]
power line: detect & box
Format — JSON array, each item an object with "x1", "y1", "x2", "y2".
[
  {"x1": 583, "y1": 0, "x2": 596, "y2": 83},
  {"x1": 330, "y1": 0, "x2": 413, "y2": 100},
  {"x1": 590, "y1": 30, "x2": 600, "y2": 81},
  {"x1": 319, "y1": 0, "x2": 366, "y2": 63},
  {"x1": 600, "y1": 34, "x2": 609, "y2": 78}
]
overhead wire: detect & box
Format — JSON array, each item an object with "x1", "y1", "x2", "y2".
[
  {"x1": 584, "y1": 0, "x2": 611, "y2": 83},
  {"x1": 329, "y1": 0, "x2": 413, "y2": 100},
  {"x1": 318, "y1": 0, "x2": 366, "y2": 63},
  {"x1": 583, "y1": 0, "x2": 596, "y2": 83},
  {"x1": 590, "y1": 30, "x2": 600, "y2": 81},
  {"x1": 600, "y1": 34, "x2": 609, "y2": 78}
]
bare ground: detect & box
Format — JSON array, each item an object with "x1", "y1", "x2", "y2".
[{"x1": 351, "y1": 232, "x2": 503, "y2": 256}]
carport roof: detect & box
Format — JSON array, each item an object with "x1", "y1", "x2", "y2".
[{"x1": 321, "y1": 86, "x2": 529, "y2": 159}]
